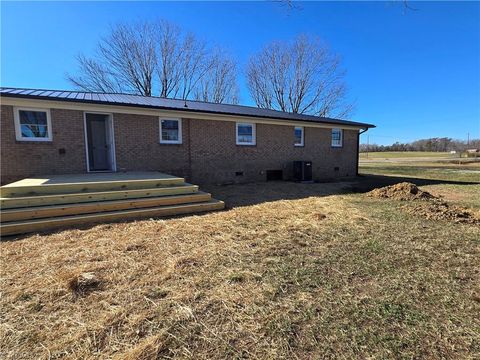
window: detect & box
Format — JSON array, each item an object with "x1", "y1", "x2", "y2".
[
  {"x1": 160, "y1": 118, "x2": 182, "y2": 144},
  {"x1": 236, "y1": 122, "x2": 256, "y2": 145},
  {"x1": 294, "y1": 126, "x2": 304, "y2": 147},
  {"x1": 331, "y1": 128, "x2": 343, "y2": 147},
  {"x1": 14, "y1": 108, "x2": 52, "y2": 141}
]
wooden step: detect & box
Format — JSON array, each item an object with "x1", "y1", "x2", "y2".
[
  {"x1": 0, "y1": 175, "x2": 185, "y2": 197},
  {"x1": 1, "y1": 192, "x2": 212, "y2": 222},
  {"x1": 0, "y1": 199, "x2": 225, "y2": 236},
  {"x1": 0, "y1": 184, "x2": 199, "y2": 209}
]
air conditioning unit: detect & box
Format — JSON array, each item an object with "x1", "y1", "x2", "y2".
[{"x1": 293, "y1": 161, "x2": 312, "y2": 182}]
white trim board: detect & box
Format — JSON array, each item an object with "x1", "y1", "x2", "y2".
[{"x1": 2, "y1": 97, "x2": 367, "y2": 131}]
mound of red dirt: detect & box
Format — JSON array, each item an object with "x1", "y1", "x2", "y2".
[
  {"x1": 403, "y1": 201, "x2": 480, "y2": 225},
  {"x1": 367, "y1": 182, "x2": 480, "y2": 225},
  {"x1": 367, "y1": 182, "x2": 436, "y2": 201}
]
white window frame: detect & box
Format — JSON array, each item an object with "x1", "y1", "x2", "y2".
[
  {"x1": 14, "y1": 107, "x2": 52, "y2": 142},
  {"x1": 331, "y1": 128, "x2": 343, "y2": 148},
  {"x1": 294, "y1": 126, "x2": 304, "y2": 147},
  {"x1": 236, "y1": 122, "x2": 256, "y2": 146},
  {"x1": 159, "y1": 118, "x2": 182, "y2": 144}
]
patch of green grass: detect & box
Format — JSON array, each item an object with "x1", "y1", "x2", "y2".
[
  {"x1": 145, "y1": 287, "x2": 169, "y2": 300},
  {"x1": 421, "y1": 183, "x2": 480, "y2": 209},
  {"x1": 227, "y1": 272, "x2": 246, "y2": 283}
]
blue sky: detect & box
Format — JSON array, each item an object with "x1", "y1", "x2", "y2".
[{"x1": 1, "y1": 1, "x2": 479, "y2": 145}]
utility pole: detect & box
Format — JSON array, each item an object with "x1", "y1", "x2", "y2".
[{"x1": 467, "y1": 132, "x2": 470, "y2": 147}]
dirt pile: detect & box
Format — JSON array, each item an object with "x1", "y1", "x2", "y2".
[
  {"x1": 403, "y1": 202, "x2": 480, "y2": 225},
  {"x1": 368, "y1": 182, "x2": 480, "y2": 225},
  {"x1": 367, "y1": 182, "x2": 435, "y2": 201}
]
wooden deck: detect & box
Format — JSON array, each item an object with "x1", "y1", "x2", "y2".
[
  {"x1": 0, "y1": 172, "x2": 224, "y2": 236},
  {"x1": 2, "y1": 171, "x2": 179, "y2": 187},
  {"x1": 0, "y1": 172, "x2": 185, "y2": 197}
]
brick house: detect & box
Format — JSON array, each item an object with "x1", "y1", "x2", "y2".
[{"x1": 0, "y1": 87, "x2": 374, "y2": 185}]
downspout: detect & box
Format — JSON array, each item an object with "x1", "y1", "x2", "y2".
[
  {"x1": 187, "y1": 118, "x2": 193, "y2": 182},
  {"x1": 356, "y1": 128, "x2": 369, "y2": 176}
]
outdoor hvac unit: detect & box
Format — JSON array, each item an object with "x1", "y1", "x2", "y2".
[{"x1": 293, "y1": 161, "x2": 313, "y2": 182}]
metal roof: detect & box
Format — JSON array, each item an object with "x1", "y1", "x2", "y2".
[{"x1": 0, "y1": 87, "x2": 375, "y2": 128}]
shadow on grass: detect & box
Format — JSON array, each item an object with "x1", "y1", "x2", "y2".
[{"x1": 203, "y1": 174, "x2": 480, "y2": 208}]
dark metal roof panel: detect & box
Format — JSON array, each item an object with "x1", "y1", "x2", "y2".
[
  {"x1": 66, "y1": 92, "x2": 79, "y2": 99},
  {"x1": 57, "y1": 91, "x2": 71, "y2": 98},
  {"x1": 0, "y1": 87, "x2": 375, "y2": 128},
  {"x1": 74, "y1": 92, "x2": 85, "y2": 100},
  {"x1": 18, "y1": 89, "x2": 36, "y2": 95},
  {"x1": 31, "y1": 90, "x2": 48, "y2": 96}
]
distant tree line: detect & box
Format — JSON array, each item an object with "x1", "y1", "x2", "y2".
[{"x1": 360, "y1": 137, "x2": 480, "y2": 153}]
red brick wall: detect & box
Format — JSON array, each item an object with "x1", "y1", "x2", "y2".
[
  {"x1": 112, "y1": 113, "x2": 191, "y2": 179},
  {"x1": 1, "y1": 105, "x2": 86, "y2": 184},
  {"x1": 188, "y1": 119, "x2": 358, "y2": 184},
  {"x1": 1, "y1": 104, "x2": 359, "y2": 185}
]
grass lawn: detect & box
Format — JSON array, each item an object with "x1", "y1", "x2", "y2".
[{"x1": 1, "y1": 177, "x2": 479, "y2": 359}]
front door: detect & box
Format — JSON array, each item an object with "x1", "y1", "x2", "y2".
[{"x1": 85, "y1": 113, "x2": 114, "y2": 171}]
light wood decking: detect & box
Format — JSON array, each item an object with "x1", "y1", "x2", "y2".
[{"x1": 0, "y1": 172, "x2": 224, "y2": 236}]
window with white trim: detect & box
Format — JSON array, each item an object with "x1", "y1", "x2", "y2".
[
  {"x1": 294, "y1": 126, "x2": 304, "y2": 147},
  {"x1": 159, "y1": 118, "x2": 182, "y2": 144},
  {"x1": 331, "y1": 128, "x2": 343, "y2": 147},
  {"x1": 236, "y1": 122, "x2": 256, "y2": 145},
  {"x1": 14, "y1": 107, "x2": 52, "y2": 141}
]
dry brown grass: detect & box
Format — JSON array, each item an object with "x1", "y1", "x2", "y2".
[{"x1": 1, "y1": 181, "x2": 479, "y2": 359}]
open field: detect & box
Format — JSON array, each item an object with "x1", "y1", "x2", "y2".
[
  {"x1": 360, "y1": 151, "x2": 480, "y2": 183},
  {"x1": 1, "y1": 171, "x2": 480, "y2": 359},
  {"x1": 360, "y1": 151, "x2": 453, "y2": 159}
]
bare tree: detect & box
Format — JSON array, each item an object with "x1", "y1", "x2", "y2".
[
  {"x1": 68, "y1": 21, "x2": 157, "y2": 96},
  {"x1": 67, "y1": 19, "x2": 239, "y2": 104},
  {"x1": 176, "y1": 33, "x2": 212, "y2": 100},
  {"x1": 154, "y1": 22, "x2": 214, "y2": 100},
  {"x1": 194, "y1": 50, "x2": 239, "y2": 104},
  {"x1": 154, "y1": 20, "x2": 204, "y2": 99},
  {"x1": 67, "y1": 55, "x2": 122, "y2": 93},
  {"x1": 246, "y1": 35, "x2": 353, "y2": 118}
]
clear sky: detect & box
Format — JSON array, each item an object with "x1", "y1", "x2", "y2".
[{"x1": 1, "y1": 1, "x2": 479, "y2": 145}]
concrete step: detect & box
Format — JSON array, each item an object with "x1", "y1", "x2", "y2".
[
  {"x1": 0, "y1": 199, "x2": 225, "y2": 236},
  {"x1": 0, "y1": 184, "x2": 199, "y2": 209},
  {"x1": 0, "y1": 174, "x2": 185, "y2": 197},
  {"x1": 1, "y1": 192, "x2": 212, "y2": 222}
]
